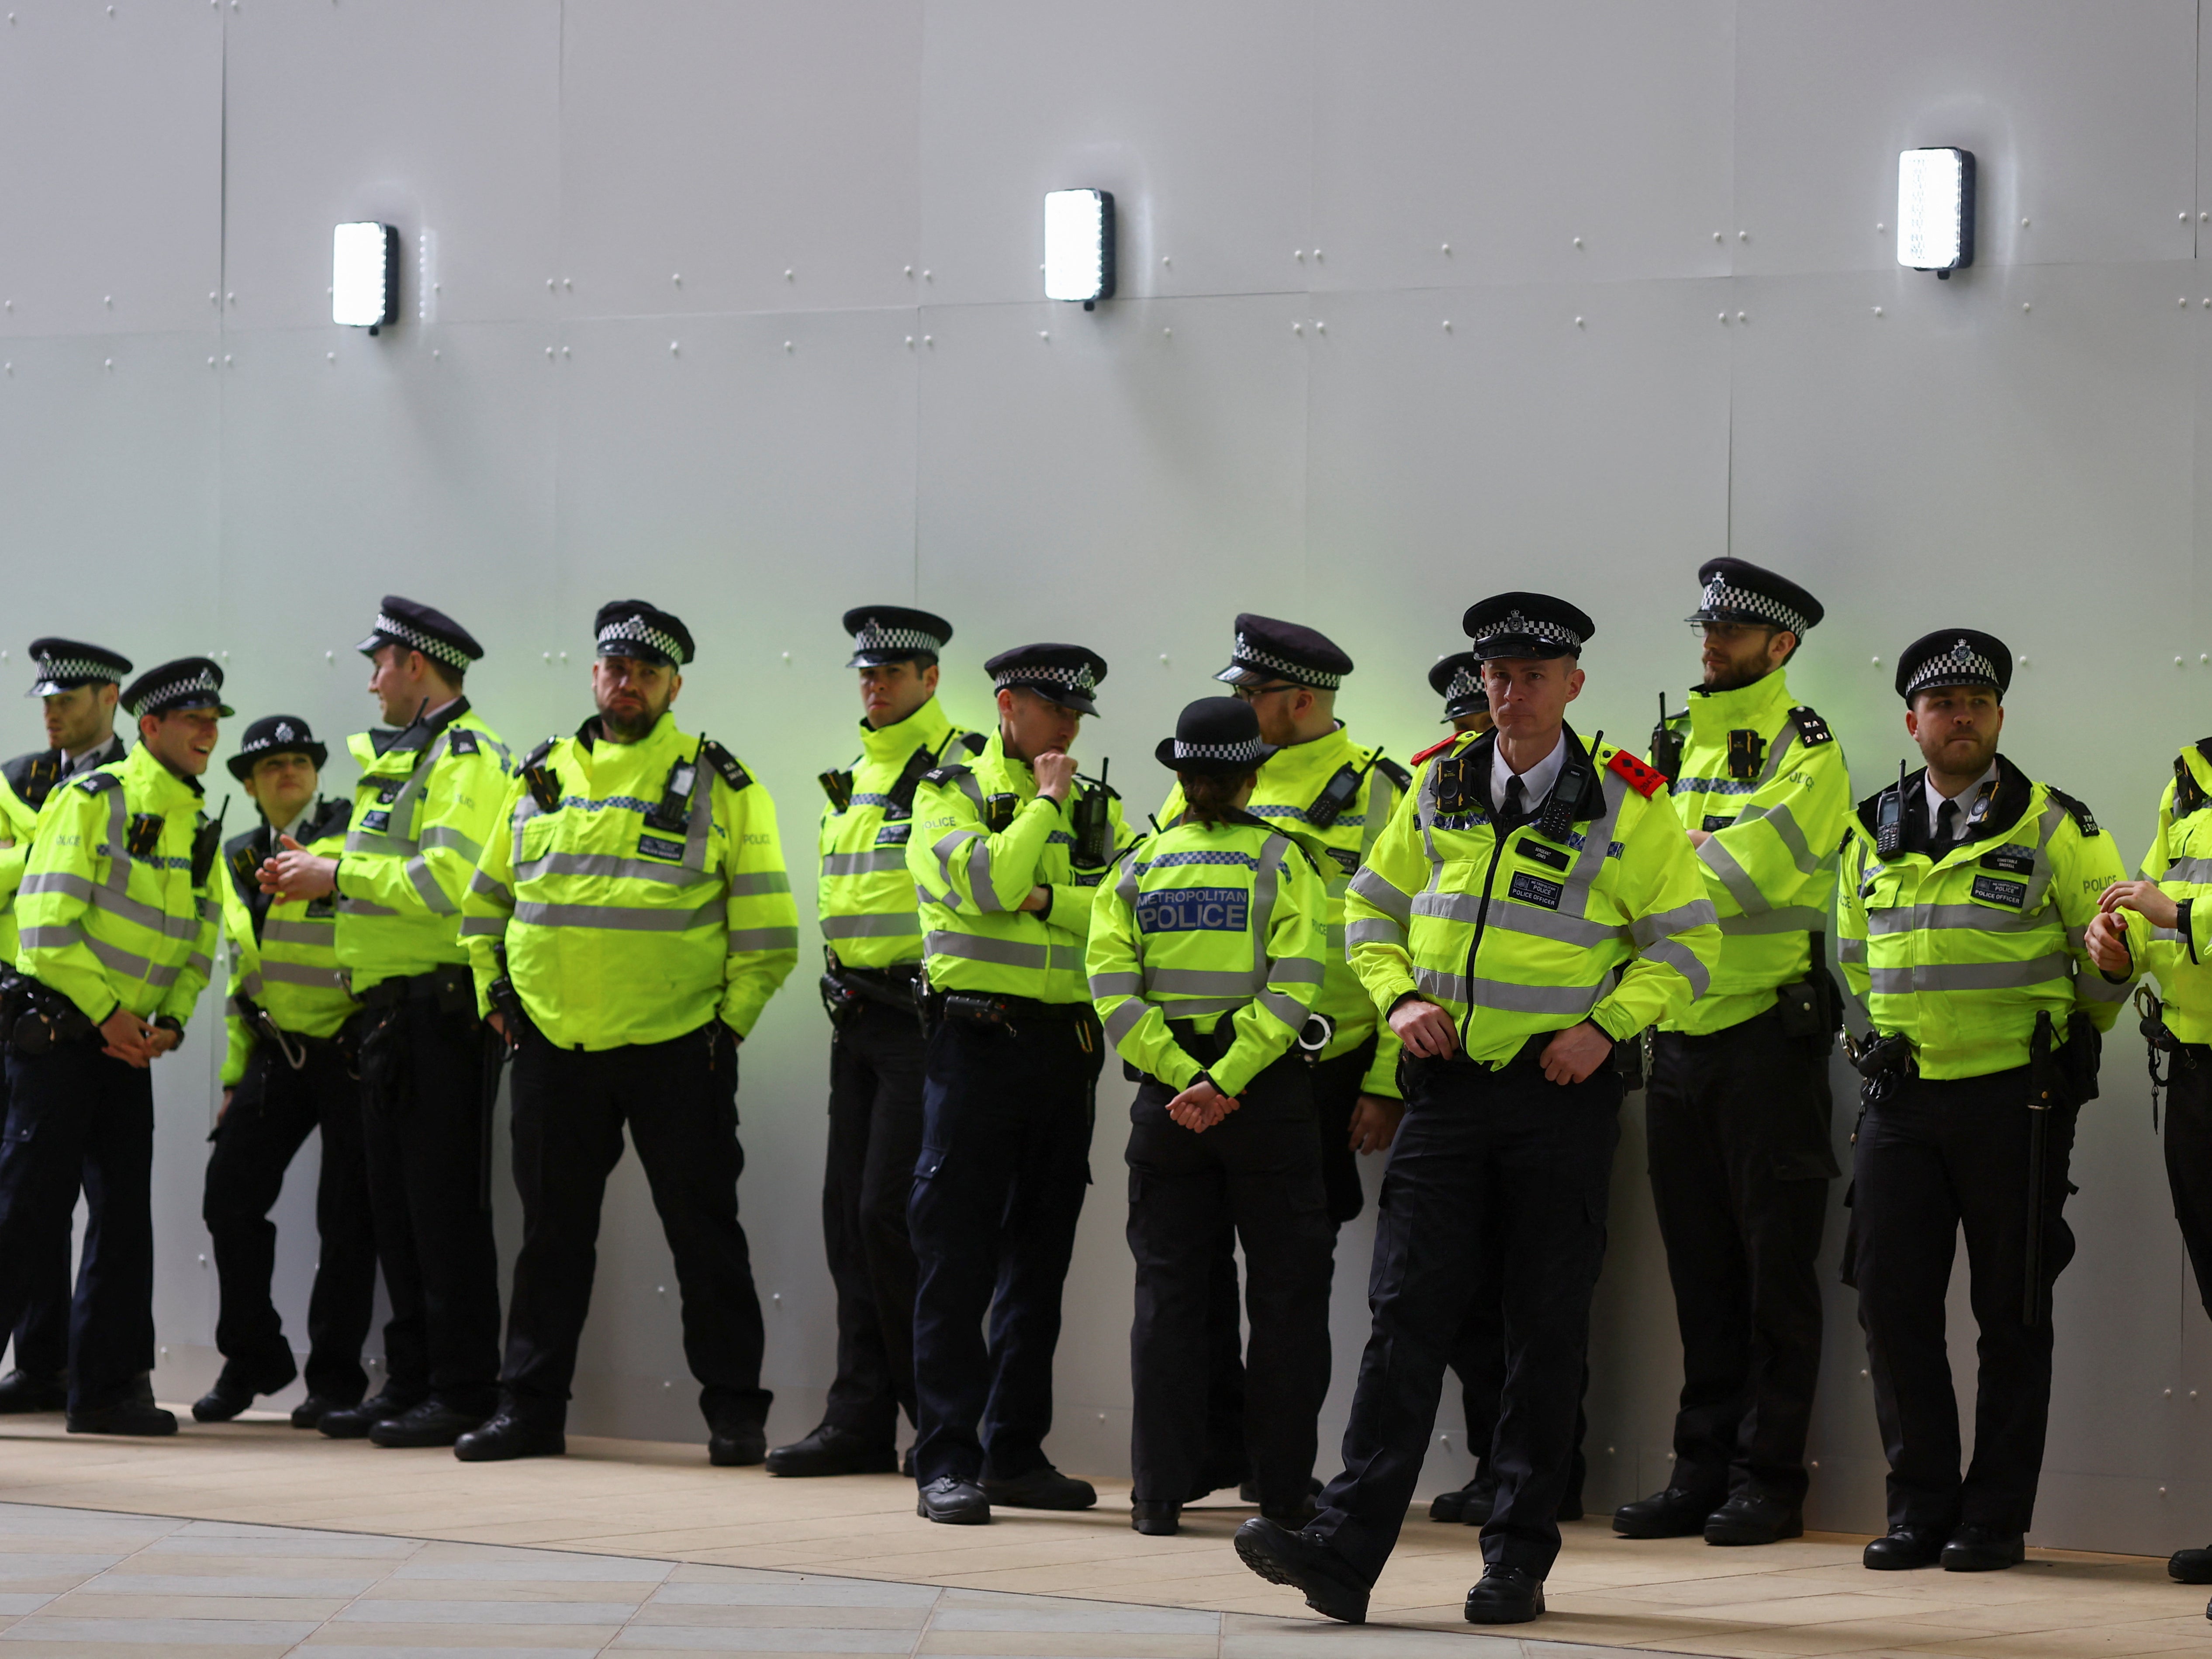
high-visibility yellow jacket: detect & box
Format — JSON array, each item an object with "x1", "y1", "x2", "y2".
[
  {"x1": 333, "y1": 701, "x2": 511, "y2": 996},
  {"x1": 14, "y1": 742, "x2": 219, "y2": 1026},
  {"x1": 817, "y1": 698, "x2": 985, "y2": 971},
  {"x1": 219, "y1": 800, "x2": 357, "y2": 1086},
  {"x1": 462, "y1": 714, "x2": 798, "y2": 1047},
  {"x1": 909, "y1": 729, "x2": 1138, "y2": 1003},
  {"x1": 1159, "y1": 724, "x2": 1410, "y2": 1095},
  {"x1": 1652, "y1": 673, "x2": 1850, "y2": 1036},
  {"x1": 1837, "y1": 755, "x2": 2131, "y2": 1079},
  {"x1": 1344, "y1": 725, "x2": 1720, "y2": 1068},
  {"x1": 0, "y1": 736, "x2": 128, "y2": 967},
  {"x1": 1088, "y1": 811, "x2": 1328, "y2": 1096},
  {"x1": 2124, "y1": 739, "x2": 2212, "y2": 1042}
]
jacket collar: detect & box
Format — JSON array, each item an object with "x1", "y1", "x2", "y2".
[
  {"x1": 979, "y1": 729, "x2": 1038, "y2": 802},
  {"x1": 1859, "y1": 752, "x2": 2034, "y2": 859},
  {"x1": 1684, "y1": 670, "x2": 1792, "y2": 741},
  {"x1": 1258, "y1": 721, "x2": 1355, "y2": 786},
  {"x1": 365, "y1": 695, "x2": 472, "y2": 759},
  {"x1": 859, "y1": 697, "x2": 953, "y2": 767},
  {"x1": 124, "y1": 740, "x2": 204, "y2": 807}
]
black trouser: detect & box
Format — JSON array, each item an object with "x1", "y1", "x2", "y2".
[
  {"x1": 1313, "y1": 1040, "x2": 1622, "y2": 1583},
  {"x1": 356, "y1": 991, "x2": 501, "y2": 1417},
  {"x1": 1443, "y1": 1237, "x2": 1590, "y2": 1510},
  {"x1": 1648, "y1": 1009, "x2": 1835, "y2": 1507},
  {"x1": 2164, "y1": 1048, "x2": 2212, "y2": 1318},
  {"x1": 501, "y1": 1021, "x2": 769, "y2": 1430},
  {"x1": 821, "y1": 995, "x2": 927, "y2": 1445},
  {"x1": 0, "y1": 1042, "x2": 155, "y2": 1414},
  {"x1": 909, "y1": 1009, "x2": 1103, "y2": 1486},
  {"x1": 1127, "y1": 1054, "x2": 1333, "y2": 1509},
  {"x1": 202, "y1": 1037, "x2": 378, "y2": 1403},
  {"x1": 4, "y1": 1059, "x2": 73, "y2": 1376},
  {"x1": 1850, "y1": 1065, "x2": 2076, "y2": 1536}
]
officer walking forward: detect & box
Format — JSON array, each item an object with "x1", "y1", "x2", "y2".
[
  {"x1": 1092, "y1": 698, "x2": 1334, "y2": 1538},
  {"x1": 906, "y1": 643, "x2": 1136, "y2": 1525},
  {"x1": 455, "y1": 601, "x2": 796, "y2": 1464},
  {"x1": 0, "y1": 657, "x2": 229, "y2": 1435},
  {"x1": 770, "y1": 607, "x2": 982, "y2": 1479},
  {"x1": 1616, "y1": 560, "x2": 1849, "y2": 1548},
  {"x1": 1234, "y1": 593, "x2": 1719, "y2": 1627},
  {"x1": 1839, "y1": 630, "x2": 2129, "y2": 1573},
  {"x1": 194, "y1": 717, "x2": 374, "y2": 1429}
]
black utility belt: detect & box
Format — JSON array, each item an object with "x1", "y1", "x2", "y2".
[
  {"x1": 355, "y1": 964, "x2": 474, "y2": 1015},
  {"x1": 923, "y1": 990, "x2": 1095, "y2": 1026}
]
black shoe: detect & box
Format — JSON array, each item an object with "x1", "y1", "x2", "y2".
[
  {"x1": 983, "y1": 1465, "x2": 1096, "y2": 1510},
  {"x1": 1464, "y1": 1564, "x2": 1545, "y2": 1624},
  {"x1": 1704, "y1": 1493, "x2": 1803, "y2": 1546},
  {"x1": 917, "y1": 1476, "x2": 990, "y2": 1524},
  {"x1": 1132, "y1": 1500, "x2": 1181, "y2": 1536},
  {"x1": 1863, "y1": 1524, "x2": 1948, "y2": 1570},
  {"x1": 765, "y1": 1423, "x2": 898, "y2": 1477},
  {"x1": 1941, "y1": 1525, "x2": 2025, "y2": 1572},
  {"x1": 1430, "y1": 1471, "x2": 1496, "y2": 1524},
  {"x1": 709, "y1": 1421, "x2": 767, "y2": 1467},
  {"x1": 0, "y1": 1369, "x2": 68, "y2": 1414},
  {"x1": 67, "y1": 1398, "x2": 178, "y2": 1436},
  {"x1": 368, "y1": 1400, "x2": 487, "y2": 1448},
  {"x1": 454, "y1": 1408, "x2": 566, "y2": 1463},
  {"x1": 2170, "y1": 1545, "x2": 2212, "y2": 1584},
  {"x1": 900, "y1": 1445, "x2": 915, "y2": 1479},
  {"x1": 290, "y1": 1393, "x2": 355, "y2": 1430},
  {"x1": 191, "y1": 1361, "x2": 297, "y2": 1424},
  {"x1": 1613, "y1": 1486, "x2": 1724, "y2": 1539},
  {"x1": 1233, "y1": 1517, "x2": 1369, "y2": 1624},
  {"x1": 318, "y1": 1391, "x2": 419, "y2": 1440}
]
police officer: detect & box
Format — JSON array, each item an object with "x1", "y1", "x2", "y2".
[
  {"x1": 1093, "y1": 698, "x2": 1334, "y2": 1538},
  {"x1": 0, "y1": 638, "x2": 133, "y2": 1414},
  {"x1": 1430, "y1": 651, "x2": 1491, "y2": 738},
  {"x1": 1839, "y1": 630, "x2": 2128, "y2": 1573},
  {"x1": 1614, "y1": 560, "x2": 1849, "y2": 1548},
  {"x1": 261, "y1": 598, "x2": 512, "y2": 1448},
  {"x1": 454, "y1": 601, "x2": 798, "y2": 1465},
  {"x1": 194, "y1": 717, "x2": 374, "y2": 1429},
  {"x1": 770, "y1": 607, "x2": 983, "y2": 1479},
  {"x1": 0, "y1": 657, "x2": 228, "y2": 1435},
  {"x1": 1234, "y1": 593, "x2": 1719, "y2": 1626},
  {"x1": 906, "y1": 643, "x2": 1136, "y2": 1524}
]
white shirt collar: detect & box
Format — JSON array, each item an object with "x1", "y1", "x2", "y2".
[
  {"x1": 1490, "y1": 730, "x2": 1568, "y2": 815},
  {"x1": 1924, "y1": 761, "x2": 1998, "y2": 833}
]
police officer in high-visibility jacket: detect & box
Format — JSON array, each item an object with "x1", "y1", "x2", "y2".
[
  {"x1": 1614, "y1": 560, "x2": 1849, "y2": 1549},
  {"x1": 1430, "y1": 651, "x2": 1491, "y2": 739},
  {"x1": 455, "y1": 600, "x2": 798, "y2": 1466},
  {"x1": 770, "y1": 607, "x2": 984, "y2": 1481},
  {"x1": 1839, "y1": 631, "x2": 2129, "y2": 1574},
  {"x1": 1092, "y1": 697, "x2": 1334, "y2": 1539},
  {"x1": 259, "y1": 597, "x2": 512, "y2": 1448},
  {"x1": 1235, "y1": 593, "x2": 1720, "y2": 1628},
  {"x1": 0, "y1": 637, "x2": 133, "y2": 1416},
  {"x1": 0, "y1": 657, "x2": 229, "y2": 1436},
  {"x1": 194, "y1": 716, "x2": 373, "y2": 1431},
  {"x1": 906, "y1": 643, "x2": 1137, "y2": 1525}
]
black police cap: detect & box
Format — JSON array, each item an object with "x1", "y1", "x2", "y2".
[
  {"x1": 1156, "y1": 696, "x2": 1275, "y2": 774},
  {"x1": 1462, "y1": 592, "x2": 1594, "y2": 660},
  {"x1": 356, "y1": 595, "x2": 483, "y2": 671},
  {"x1": 122, "y1": 657, "x2": 232, "y2": 721},
  {"x1": 595, "y1": 599, "x2": 694, "y2": 668},
  {"x1": 1687, "y1": 557, "x2": 1824, "y2": 635},
  {"x1": 984, "y1": 643, "x2": 1107, "y2": 717},
  {"x1": 1895, "y1": 629, "x2": 2012, "y2": 702},
  {"x1": 227, "y1": 714, "x2": 328, "y2": 781},
  {"x1": 1427, "y1": 651, "x2": 1487, "y2": 721},
  {"x1": 1213, "y1": 614, "x2": 1353, "y2": 690},
  {"x1": 843, "y1": 605, "x2": 953, "y2": 668},
  {"x1": 25, "y1": 637, "x2": 131, "y2": 698}
]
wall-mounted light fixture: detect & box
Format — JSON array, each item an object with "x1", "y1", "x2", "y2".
[
  {"x1": 1897, "y1": 149, "x2": 1974, "y2": 278},
  {"x1": 1044, "y1": 189, "x2": 1115, "y2": 309},
  {"x1": 332, "y1": 222, "x2": 399, "y2": 332}
]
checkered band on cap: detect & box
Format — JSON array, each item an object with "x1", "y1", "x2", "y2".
[
  {"x1": 598, "y1": 613, "x2": 688, "y2": 665},
  {"x1": 1905, "y1": 638, "x2": 2001, "y2": 696},
  {"x1": 127, "y1": 663, "x2": 221, "y2": 716},
  {"x1": 1697, "y1": 574, "x2": 1811, "y2": 635},
  {"x1": 371, "y1": 612, "x2": 474, "y2": 669},
  {"x1": 995, "y1": 662, "x2": 1097, "y2": 694},
  {"x1": 852, "y1": 619, "x2": 945, "y2": 656},
  {"x1": 1445, "y1": 664, "x2": 1483, "y2": 702},
  {"x1": 1173, "y1": 736, "x2": 1268, "y2": 764},
  {"x1": 1231, "y1": 633, "x2": 1344, "y2": 690},
  {"x1": 1470, "y1": 610, "x2": 1583, "y2": 652},
  {"x1": 31, "y1": 652, "x2": 121, "y2": 684}
]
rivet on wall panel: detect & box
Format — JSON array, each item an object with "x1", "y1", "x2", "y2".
[
  {"x1": 1314, "y1": 321, "x2": 1325, "y2": 334},
  {"x1": 1159, "y1": 655, "x2": 1169, "y2": 666},
  {"x1": 904, "y1": 336, "x2": 914, "y2": 348},
  {"x1": 103, "y1": 296, "x2": 112, "y2": 308},
  {"x1": 922, "y1": 335, "x2": 932, "y2": 346},
  {"x1": 1293, "y1": 250, "x2": 1304, "y2": 262},
  {"x1": 1872, "y1": 307, "x2": 1883, "y2": 317},
  {"x1": 1718, "y1": 313, "x2": 1728, "y2": 323},
  {"x1": 103, "y1": 359, "x2": 112, "y2": 370},
  {"x1": 561, "y1": 346, "x2": 570, "y2": 357},
  {"x1": 325, "y1": 652, "x2": 333, "y2": 662},
  {"x1": 672, "y1": 273, "x2": 681, "y2": 285},
  {"x1": 1292, "y1": 321, "x2": 1303, "y2": 335},
  {"x1": 546, "y1": 279, "x2": 555, "y2": 291},
  {"x1": 1736, "y1": 312, "x2": 1747, "y2": 323},
  {"x1": 1572, "y1": 237, "x2": 1583, "y2": 249},
  {"x1": 669, "y1": 340, "x2": 679, "y2": 355},
  {"x1": 1876, "y1": 223, "x2": 1886, "y2": 233},
  {"x1": 784, "y1": 270, "x2": 794, "y2": 281},
  {"x1": 1574, "y1": 316, "x2": 1584, "y2": 328},
  {"x1": 921, "y1": 270, "x2": 932, "y2": 281},
  {"x1": 1313, "y1": 249, "x2": 1323, "y2": 261},
  {"x1": 903, "y1": 266, "x2": 912, "y2": 277},
  {"x1": 783, "y1": 341, "x2": 792, "y2": 353},
  {"x1": 2023, "y1": 303, "x2": 2031, "y2": 313},
  {"x1": 1441, "y1": 320, "x2": 1451, "y2": 332},
  {"x1": 1441, "y1": 243, "x2": 1451, "y2": 254},
  {"x1": 207, "y1": 356, "x2": 215, "y2": 366},
  {"x1": 2178, "y1": 658, "x2": 2187, "y2": 668},
  {"x1": 224, "y1": 354, "x2": 232, "y2": 364},
  {"x1": 208, "y1": 292, "x2": 217, "y2": 304},
  {"x1": 545, "y1": 346, "x2": 553, "y2": 359},
  {"x1": 1870, "y1": 657, "x2": 1880, "y2": 666},
  {"x1": 1161, "y1": 327, "x2": 1171, "y2": 339},
  {"x1": 562, "y1": 278, "x2": 571, "y2": 289},
  {"x1": 1038, "y1": 330, "x2": 1049, "y2": 341},
  {"x1": 227, "y1": 293, "x2": 235, "y2": 304},
  {"x1": 2021, "y1": 218, "x2": 2031, "y2": 228},
  {"x1": 1711, "y1": 232, "x2": 1722, "y2": 243},
  {"x1": 2183, "y1": 213, "x2": 2192, "y2": 223},
  {"x1": 326, "y1": 352, "x2": 334, "y2": 363},
  {"x1": 431, "y1": 349, "x2": 439, "y2": 359},
  {"x1": 1737, "y1": 231, "x2": 1748, "y2": 242}
]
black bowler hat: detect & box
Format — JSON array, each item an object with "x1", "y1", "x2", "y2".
[
  {"x1": 843, "y1": 605, "x2": 953, "y2": 668},
  {"x1": 1686, "y1": 557, "x2": 1824, "y2": 635},
  {"x1": 122, "y1": 657, "x2": 232, "y2": 720},
  {"x1": 1427, "y1": 651, "x2": 1487, "y2": 722},
  {"x1": 985, "y1": 643, "x2": 1107, "y2": 717},
  {"x1": 1213, "y1": 614, "x2": 1352, "y2": 690},
  {"x1": 1156, "y1": 697, "x2": 1274, "y2": 774},
  {"x1": 25, "y1": 637, "x2": 131, "y2": 698},
  {"x1": 356, "y1": 595, "x2": 483, "y2": 671},
  {"x1": 594, "y1": 599, "x2": 695, "y2": 668},
  {"x1": 1462, "y1": 592, "x2": 1594, "y2": 660},
  {"x1": 227, "y1": 714, "x2": 328, "y2": 781},
  {"x1": 1895, "y1": 629, "x2": 2012, "y2": 702}
]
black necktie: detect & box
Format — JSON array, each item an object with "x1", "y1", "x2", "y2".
[
  {"x1": 1934, "y1": 798, "x2": 1958, "y2": 855},
  {"x1": 1500, "y1": 775, "x2": 1527, "y2": 830}
]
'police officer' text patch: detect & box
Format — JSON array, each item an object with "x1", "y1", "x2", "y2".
[
  {"x1": 1970, "y1": 874, "x2": 2027, "y2": 909},
  {"x1": 1137, "y1": 887, "x2": 1248, "y2": 933},
  {"x1": 1508, "y1": 871, "x2": 1564, "y2": 911}
]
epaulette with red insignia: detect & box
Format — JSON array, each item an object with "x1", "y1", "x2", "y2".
[
  {"x1": 1606, "y1": 747, "x2": 1666, "y2": 799},
  {"x1": 1410, "y1": 734, "x2": 1462, "y2": 766}
]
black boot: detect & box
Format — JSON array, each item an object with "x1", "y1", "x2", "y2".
[
  {"x1": 1464, "y1": 1564, "x2": 1545, "y2": 1624},
  {"x1": 0, "y1": 1369, "x2": 68, "y2": 1414},
  {"x1": 1233, "y1": 1518, "x2": 1369, "y2": 1625},
  {"x1": 917, "y1": 1476, "x2": 990, "y2": 1524},
  {"x1": 1863, "y1": 1524, "x2": 1948, "y2": 1570},
  {"x1": 708, "y1": 1411, "x2": 767, "y2": 1468},
  {"x1": 68, "y1": 1397, "x2": 178, "y2": 1436},
  {"x1": 1430, "y1": 1470, "x2": 1496, "y2": 1524},
  {"x1": 764, "y1": 1423, "x2": 897, "y2": 1477},
  {"x1": 1131, "y1": 1500, "x2": 1180, "y2": 1536},
  {"x1": 1612, "y1": 1485, "x2": 1722, "y2": 1539},
  {"x1": 290, "y1": 1393, "x2": 356, "y2": 1430},
  {"x1": 192, "y1": 1358, "x2": 297, "y2": 1424},
  {"x1": 368, "y1": 1399, "x2": 487, "y2": 1448},
  {"x1": 1704, "y1": 1492, "x2": 1803, "y2": 1546},
  {"x1": 1941, "y1": 1525, "x2": 2025, "y2": 1572},
  {"x1": 983, "y1": 1465, "x2": 1096, "y2": 1510},
  {"x1": 453, "y1": 1407, "x2": 566, "y2": 1463},
  {"x1": 318, "y1": 1391, "x2": 420, "y2": 1440},
  {"x1": 2169, "y1": 1544, "x2": 2212, "y2": 1584}
]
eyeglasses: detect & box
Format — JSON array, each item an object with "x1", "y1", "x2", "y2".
[{"x1": 1231, "y1": 682, "x2": 1300, "y2": 703}]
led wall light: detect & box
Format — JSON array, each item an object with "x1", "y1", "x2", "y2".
[
  {"x1": 1044, "y1": 189, "x2": 1115, "y2": 308},
  {"x1": 332, "y1": 222, "x2": 399, "y2": 331},
  {"x1": 1897, "y1": 148, "x2": 1974, "y2": 278}
]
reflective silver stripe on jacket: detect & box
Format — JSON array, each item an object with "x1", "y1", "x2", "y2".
[
  {"x1": 512, "y1": 899, "x2": 726, "y2": 932},
  {"x1": 820, "y1": 912, "x2": 918, "y2": 940},
  {"x1": 727, "y1": 926, "x2": 801, "y2": 953},
  {"x1": 346, "y1": 731, "x2": 455, "y2": 857},
  {"x1": 262, "y1": 960, "x2": 347, "y2": 989},
  {"x1": 261, "y1": 919, "x2": 336, "y2": 947},
  {"x1": 924, "y1": 930, "x2": 1048, "y2": 970},
  {"x1": 822, "y1": 850, "x2": 909, "y2": 877},
  {"x1": 1866, "y1": 954, "x2": 2072, "y2": 995},
  {"x1": 1414, "y1": 964, "x2": 1605, "y2": 1016}
]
